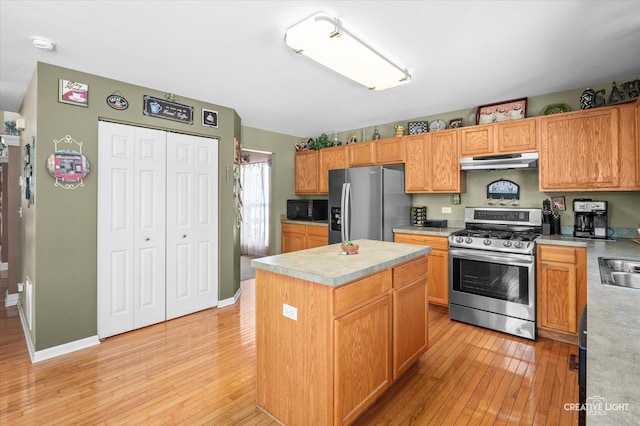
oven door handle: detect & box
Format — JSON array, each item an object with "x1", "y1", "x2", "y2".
[{"x1": 449, "y1": 249, "x2": 534, "y2": 267}]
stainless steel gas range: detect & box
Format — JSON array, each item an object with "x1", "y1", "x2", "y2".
[{"x1": 448, "y1": 207, "x2": 542, "y2": 340}]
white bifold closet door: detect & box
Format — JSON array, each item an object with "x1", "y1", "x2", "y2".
[
  {"x1": 165, "y1": 132, "x2": 218, "y2": 320},
  {"x1": 98, "y1": 122, "x2": 167, "y2": 339},
  {"x1": 98, "y1": 122, "x2": 218, "y2": 339}
]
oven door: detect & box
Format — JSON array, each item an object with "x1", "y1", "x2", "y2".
[{"x1": 449, "y1": 247, "x2": 535, "y2": 321}]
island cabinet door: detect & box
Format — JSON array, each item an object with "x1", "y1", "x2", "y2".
[
  {"x1": 392, "y1": 256, "x2": 428, "y2": 379},
  {"x1": 334, "y1": 295, "x2": 392, "y2": 425}
]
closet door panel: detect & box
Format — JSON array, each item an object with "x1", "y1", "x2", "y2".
[
  {"x1": 193, "y1": 138, "x2": 218, "y2": 311},
  {"x1": 166, "y1": 135, "x2": 196, "y2": 319},
  {"x1": 133, "y1": 127, "x2": 167, "y2": 329},
  {"x1": 98, "y1": 122, "x2": 136, "y2": 338}
]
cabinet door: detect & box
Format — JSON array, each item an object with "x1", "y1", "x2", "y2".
[
  {"x1": 318, "y1": 146, "x2": 347, "y2": 194},
  {"x1": 460, "y1": 125, "x2": 494, "y2": 156},
  {"x1": 495, "y1": 118, "x2": 537, "y2": 153},
  {"x1": 404, "y1": 134, "x2": 429, "y2": 192},
  {"x1": 281, "y1": 223, "x2": 307, "y2": 253},
  {"x1": 334, "y1": 295, "x2": 392, "y2": 425},
  {"x1": 429, "y1": 131, "x2": 461, "y2": 192},
  {"x1": 295, "y1": 150, "x2": 319, "y2": 193},
  {"x1": 376, "y1": 137, "x2": 404, "y2": 164},
  {"x1": 306, "y1": 225, "x2": 328, "y2": 249},
  {"x1": 393, "y1": 277, "x2": 427, "y2": 379},
  {"x1": 537, "y1": 261, "x2": 577, "y2": 333},
  {"x1": 539, "y1": 108, "x2": 619, "y2": 190},
  {"x1": 394, "y1": 233, "x2": 449, "y2": 306},
  {"x1": 618, "y1": 103, "x2": 640, "y2": 189},
  {"x1": 637, "y1": 100, "x2": 640, "y2": 184},
  {"x1": 349, "y1": 141, "x2": 376, "y2": 166}
]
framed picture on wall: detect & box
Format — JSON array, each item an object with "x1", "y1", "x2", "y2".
[
  {"x1": 59, "y1": 79, "x2": 89, "y2": 107},
  {"x1": 476, "y1": 97, "x2": 527, "y2": 125},
  {"x1": 202, "y1": 108, "x2": 218, "y2": 127}
]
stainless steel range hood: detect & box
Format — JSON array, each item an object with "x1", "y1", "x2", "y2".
[{"x1": 460, "y1": 152, "x2": 538, "y2": 171}]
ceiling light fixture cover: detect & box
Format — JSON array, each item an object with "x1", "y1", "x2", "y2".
[
  {"x1": 284, "y1": 12, "x2": 410, "y2": 90},
  {"x1": 31, "y1": 36, "x2": 55, "y2": 51}
]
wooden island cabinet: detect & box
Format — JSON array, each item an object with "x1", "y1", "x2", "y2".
[
  {"x1": 253, "y1": 240, "x2": 430, "y2": 426},
  {"x1": 281, "y1": 222, "x2": 328, "y2": 253}
]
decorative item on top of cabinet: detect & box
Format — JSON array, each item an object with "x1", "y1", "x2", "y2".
[
  {"x1": 394, "y1": 125, "x2": 405, "y2": 137},
  {"x1": 428, "y1": 119, "x2": 447, "y2": 132},
  {"x1": 449, "y1": 117, "x2": 463, "y2": 129},
  {"x1": 476, "y1": 97, "x2": 527, "y2": 124},
  {"x1": 408, "y1": 121, "x2": 428, "y2": 135},
  {"x1": 579, "y1": 88, "x2": 596, "y2": 109}
]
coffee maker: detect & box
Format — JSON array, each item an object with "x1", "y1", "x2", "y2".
[{"x1": 573, "y1": 199, "x2": 608, "y2": 239}]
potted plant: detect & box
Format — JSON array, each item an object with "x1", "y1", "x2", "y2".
[{"x1": 341, "y1": 240, "x2": 359, "y2": 255}]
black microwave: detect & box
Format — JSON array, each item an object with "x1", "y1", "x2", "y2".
[{"x1": 287, "y1": 199, "x2": 328, "y2": 221}]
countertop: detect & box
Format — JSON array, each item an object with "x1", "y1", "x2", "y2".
[
  {"x1": 537, "y1": 235, "x2": 640, "y2": 425},
  {"x1": 393, "y1": 226, "x2": 463, "y2": 237},
  {"x1": 281, "y1": 217, "x2": 328, "y2": 226},
  {"x1": 251, "y1": 239, "x2": 431, "y2": 287}
]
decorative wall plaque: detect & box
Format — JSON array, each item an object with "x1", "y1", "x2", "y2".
[
  {"x1": 486, "y1": 179, "x2": 520, "y2": 206},
  {"x1": 143, "y1": 95, "x2": 193, "y2": 124}
]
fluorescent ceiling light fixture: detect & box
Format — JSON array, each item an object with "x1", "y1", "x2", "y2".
[
  {"x1": 284, "y1": 12, "x2": 410, "y2": 90},
  {"x1": 31, "y1": 36, "x2": 55, "y2": 51}
]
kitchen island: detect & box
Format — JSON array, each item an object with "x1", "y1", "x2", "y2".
[{"x1": 252, "y1": 240, "x2": 431, "y2": 426}]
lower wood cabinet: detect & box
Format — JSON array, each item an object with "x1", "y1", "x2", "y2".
[
  {"x1": 281, "y1": 222, "x2": 328, "y2": 253},
  {"x1": 394, "y1": 233, "x2": 449, "y2": 306},
  {"x1": 536, "y1": 244, "x2": 587, "y2": 343}
]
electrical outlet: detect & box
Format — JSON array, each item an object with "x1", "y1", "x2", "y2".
[
  {"x1": 442, "y1": 207, "x2": 452, "y2": 214},
  {"x1": 282, "y1": 303, "x2": 298, "y2": 321}
]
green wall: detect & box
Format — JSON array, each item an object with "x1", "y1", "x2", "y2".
[
  {"x1": 240, "y1": 126, "x2": 300, "y2": 254},
  {"x1": 21, "y1": 62, "x2": 240, "y2": 351}
]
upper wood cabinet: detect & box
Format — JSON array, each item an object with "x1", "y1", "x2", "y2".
[
  {"x1": 404, "y1": 131, "x2": 465, "y2": 193},
  {"x1": 460, "y1": 118, "x2": 537, "y2": 157},
  {"x1": 294, "y1": 150, "x2": 319, "y2": 194},
  {"x1": 636, "y1": 99, "x2": 640, "y2": 184},
  {"x1": 348, "y1": 141, "x2": 376, "y2": 166},
  {"x1": 375, "y1": 137, "x2": 404, "y2": 164},
  {"x1": 617, "y1": 102, "x2": 640, "y2": 189},
  {"x1": 539, "y1": 107, "x2": 620, "y2": 191},
  {"x1": 318, "y1": 145, "x2": 348, "y2": 194}
]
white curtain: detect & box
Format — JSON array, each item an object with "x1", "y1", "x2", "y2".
[{"x1": 240, "y1": 160, "x2": 270, "y2": 256}]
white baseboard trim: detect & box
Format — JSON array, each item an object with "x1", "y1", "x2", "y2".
[
  {"x1": 0, "y1": 262, "x2": 8, "y2": 270},
  {"x1": 17, "y1": 300, "x2": 100, "y2": 363},
  {"x1": 5, "y1": 290, "x2": 18, "y2": 307},
  {"x1": 217, "y1": 286, "x2": 243, "y2": 308}
]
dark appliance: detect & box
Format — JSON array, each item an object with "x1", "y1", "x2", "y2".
[
  {"x1": 449, "y1": 207, "x2": 542, "y2": 340},
  {"x1": 286, "y1": 199, "x2": 328, "y2": 221},
  {"x1": 423, "y1": 219, "x2": 448, "y2": 228},
  {"x1": 328, "y1": 166, "x2": 410, "y2": 244},
  {"x1": 579, "y1": 305, "x2": 587, "y2": 426},
  {"x1": 573, "y1": 199, "x2": 608, "y2": 239}
]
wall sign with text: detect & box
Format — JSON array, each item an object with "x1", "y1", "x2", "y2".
[{"x1": 143, "y1": 95, "x2": 194, "y2": 124}]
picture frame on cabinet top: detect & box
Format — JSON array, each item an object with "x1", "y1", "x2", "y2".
[
  {"x1": 476, "y1": 97, "x2": 527, "y2": 125},
  {"x1": 408, "y1": 121, "x2": 428, "y2": 135},
  {"x1": 449, "y1": 118, "x2": 463, "y2": 129}
]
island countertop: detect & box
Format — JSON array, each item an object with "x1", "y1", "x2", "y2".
[{"x1": 251, "y1": 239, "x2": 431, "y2": 287}]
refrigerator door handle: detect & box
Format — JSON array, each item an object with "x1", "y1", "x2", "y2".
[
  {"x1": 340, "y1": 183, "x2": 347, "y2": 243},
  {"x1": 345, "y1": 182, "x2": 351, "y2": 242}
]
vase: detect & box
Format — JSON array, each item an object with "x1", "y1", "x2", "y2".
[{"x1": 580, "y1": 88, "x2": 595, "y2": 109}]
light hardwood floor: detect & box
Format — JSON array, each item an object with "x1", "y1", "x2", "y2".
[{"x1": 0, "y1": 276, "x2": 578, "y2": 425}]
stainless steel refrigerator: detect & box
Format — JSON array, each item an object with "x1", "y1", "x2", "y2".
[{"x1": 328, "y1": 165, "x2": 411, "y2": 244}]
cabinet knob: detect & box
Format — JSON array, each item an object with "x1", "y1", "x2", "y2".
[
  {"x1": 145, "y1": 237, "x2": 150, "y2": 241},
  {"x1": 183, "y1": 234, "x2": 187, "y2": 238}
]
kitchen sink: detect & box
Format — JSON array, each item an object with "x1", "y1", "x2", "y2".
[{"x1": 598, "y1": 257, "x2": 640, "y2": 290}]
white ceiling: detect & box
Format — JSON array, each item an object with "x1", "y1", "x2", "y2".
[{"x1": 1, "y1": 1, "x2": 639, "y2": 138}]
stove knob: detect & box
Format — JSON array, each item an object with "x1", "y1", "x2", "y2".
[
  {"x1": 456, "y1": 236, "x2": 464, "y2": 243},
  {"x1": 465, "y1": 237, "x2": 473, "y2": 244},
  {"x1": 483, "y1": 239, "x2": 492, "y2": 246},
  {"x1": 514, "y1": 241, "x2": 523, "y2": 249},
  {"x1": 503, "y1": 240, "x2": 512, "y2": 247}
]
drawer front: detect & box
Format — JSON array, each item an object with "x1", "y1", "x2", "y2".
[
  {"x1": 306, "y1": 225, "x2": 328, "y2": 237},
  {"x1": 394, "y1": 233, "x2": 449, "y2": 250},
  {"x1": 538, "y1": 245, "x2": 577, "y2": 264},
  {"x1": 282, "y1": 223, "x2": 306, "y2": 235},
  {"x1": 333, "y1": 270, "x2": 391, "y2": 318},
  {"x1": 393, "y1": 256, "x2": 428, "y2": 288}
]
